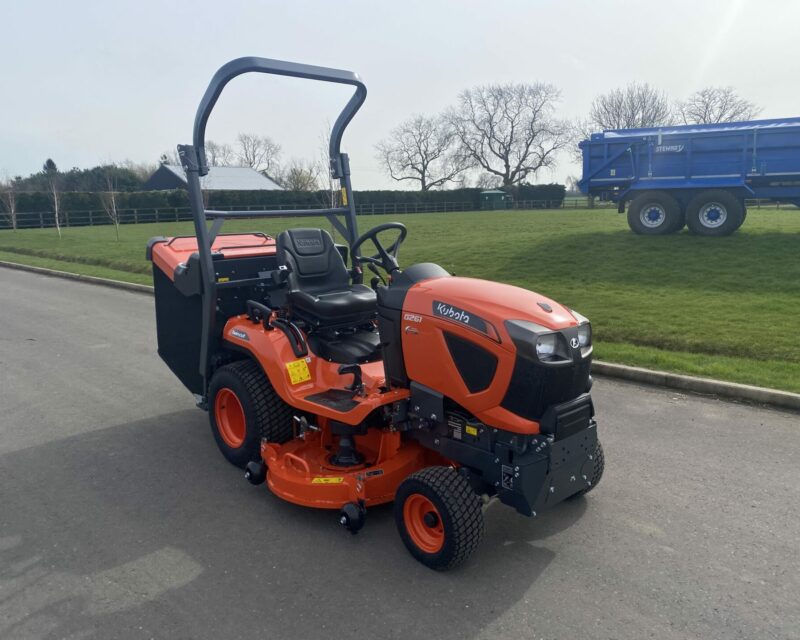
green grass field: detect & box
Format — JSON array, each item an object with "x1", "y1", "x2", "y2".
[{"x1": 1, "y1": 207, "x2": 799, "y2": 393}]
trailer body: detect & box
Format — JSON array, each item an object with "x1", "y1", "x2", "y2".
[{"x1": 578, "y1": 117, "x2": 800, "y2": 235}]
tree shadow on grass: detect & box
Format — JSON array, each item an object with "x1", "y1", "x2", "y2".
[
  {"x1": 497, "y1": 229, "x2": 800, "y2": 297},
  {"x1": 0, "y1": 409, "x2": 590, "y2": 640}
]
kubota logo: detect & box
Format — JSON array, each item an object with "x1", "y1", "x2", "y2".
[
  {"x1": 435, "y1": 303, "x2": 470, "y2": 323},
  {"x1": 295, "y1": 238, "x2": 322, "y2": 248},
  {"x1": 570, "y1": 337, "x2": 580, "y2": 349},
  {"x1": 432, "y1": 300, "x2": 489, "y2": 334}
]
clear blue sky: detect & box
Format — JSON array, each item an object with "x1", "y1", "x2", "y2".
[{"x1": 1, "y1": 0, "x2": 798, "y2": 188}]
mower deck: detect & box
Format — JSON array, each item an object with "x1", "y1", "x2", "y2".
[{"x1": 263, "y1": 429, "x2": 435, "y2": 509}]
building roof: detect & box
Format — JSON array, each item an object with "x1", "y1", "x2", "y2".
[{"x1": 158, "y1": 164, "x2": 283, "y2": 190}]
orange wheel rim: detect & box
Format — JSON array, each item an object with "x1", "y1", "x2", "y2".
[
  {"x1": 403, "y1": 494, "x2": 444, "y2": 553},
  {"x1": 214, "y1": 388, "x2": 246, "y2": 448}
]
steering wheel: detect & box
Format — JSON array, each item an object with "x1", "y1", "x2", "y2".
[{"x1": 350, "y1": 223, "x2": 407, "y2": 275}]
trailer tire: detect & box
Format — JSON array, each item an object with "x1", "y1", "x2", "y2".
[
  {"x1": 627, "y1": 192, "x2": 681, "y2": 235},
  {"x1": 735, "y1": 206, "x2": 748, "y2": 230},
  {"x1": 685, "y1": 190, "x2": 743, "y2": 236},
  {"x1": 208, "y1": 359, "x2": 294, "y2": 468},
  {"x1": 395, "y1": 466, "x2": 484, "y2": 571},
  {"x1": 664, "y1": 210, "x2": 686, "y2": 233}
]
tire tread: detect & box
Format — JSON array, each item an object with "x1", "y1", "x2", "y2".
[
  {"x1": 224, "y1": 359, "x2": 294, "y2": 444},
  {"x1": 398, "y1": 466, "x2": 484, "y2": 570}
]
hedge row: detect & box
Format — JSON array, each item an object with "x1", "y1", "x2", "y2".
[{"x1": 2, "y1": 184, "x2": 565, "y2": 215}]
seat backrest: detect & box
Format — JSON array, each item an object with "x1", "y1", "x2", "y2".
[{"x1": 276, "y1": 228, "x2": 351, "y2": 294}]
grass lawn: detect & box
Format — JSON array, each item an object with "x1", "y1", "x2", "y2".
[{"x1": 1, "y1": 207, "x2": 799, "y2": 393}]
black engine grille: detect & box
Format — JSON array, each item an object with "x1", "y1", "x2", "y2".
[{"x1": 500, "y1": 356, "x2": 591, "y2": 421}]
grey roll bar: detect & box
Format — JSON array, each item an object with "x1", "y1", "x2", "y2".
[
  {"x1": 190, "y1": 56, "x2": 367, "y2": 178},
  {"x1": 176, "y1": 56, "x2": 368, "y2": 397}
]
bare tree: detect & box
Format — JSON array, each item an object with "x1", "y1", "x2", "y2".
[
  {"x1": 0, "y1": 175, "x2": 19, "y2": 231},
  {"x1": 43, "y1": 159, "x2": 62, "y2": 238},
  {"x1": 236, "y1": 133, "x2": 281, "y2": 174},
  {"x1": 119, "y1": 159, "x2": 158, "y2": 182},
  {"x1": 100, "y1": 165, "x2": 121, "y2": 241},
  {"x1": 276, "y1": 159, "x2": 320, "y2": 191},
  {"x1": 159, "y1": 149, "x2": 181, "y2": 165},
  {"x1": 564, "y1": 175, "x2": 580, "y2": 193},
  {"x1": 474, "y1": 173, "x2": 502, "y2": 189},
  {"x1": 589, "y1": 83, "x2": 674, "y2": 131},
  {"x1": 677, "y1": 86, "x2": 762, "y2": 124},
  {"x1": 206, "y1": 141, "x2": 235, "y2": 167},
  {"x1": 317, "y1": 123, "x2": 339, "y2": 208},
  {"x1": 375, "y1": 114, "x2": 467, "y2": 190},
  {"x1": 449, "y1": 83, "x2": 568, "y2": 187}
]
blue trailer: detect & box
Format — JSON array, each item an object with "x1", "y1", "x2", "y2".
[{"x1": 578, "y1": 117, "x2": 800, "y2": 236}]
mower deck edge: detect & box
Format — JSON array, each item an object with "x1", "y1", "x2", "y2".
[{"x1": 1, "y1": 259, "x2": 797, "y2": 413}]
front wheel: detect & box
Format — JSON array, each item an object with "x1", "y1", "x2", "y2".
[
  {"x1": 685, "y1": 190, "x2": 743, "y2": 236},
  {"x1": 627, "y1": 191, "x2": 682, "y2": 235},
  {"x1": 394, "y1": 467, "x2": 484, "y2": 570}
]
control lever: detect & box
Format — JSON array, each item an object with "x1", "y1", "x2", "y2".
[
  {"x1": 293, "y1": 415, "x2": 320, "y2": 439},
  {"x1": 337, "y1": 364, "x2": 365, "y2": 397},
  {"x1": 245, "y1": 300, "x2": 273, "y2": 329}
]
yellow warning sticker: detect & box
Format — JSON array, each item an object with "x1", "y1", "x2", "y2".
[
  {"x1": 286, "y1": 359, "x2": 311, "y2": 385},
  {"x1": 311, "y1": 477, "x2": 344, "y2": 484},
  {"x1": 217, "y1": 276, "x2": 230, "y2": 282},
  {"x1": 340, "y1": 187, "x2": 348, "y2": 206},
  {"x1": 465, "y1": 425, "x2": 479, "y2": 437}
]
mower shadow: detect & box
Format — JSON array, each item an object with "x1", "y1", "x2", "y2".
[{"x1": 0, "y1": 410, "x2": 589, "y2": 640}]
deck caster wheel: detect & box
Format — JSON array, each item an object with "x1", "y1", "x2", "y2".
[
  {"x1": 244, "y1": 460, "x2": 266, "y2": 485},
  {"x1": 339, "y1": 502, "x2": 366, "y2": 535}
]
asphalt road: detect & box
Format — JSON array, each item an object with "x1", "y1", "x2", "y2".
[{"x1": 1, "y1": 267, "x2": 798, "y2": 640}]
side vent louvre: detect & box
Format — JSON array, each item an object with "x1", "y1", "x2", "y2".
[{"x1": 443, "y1": 332, "x2": 498, "y2": 393}]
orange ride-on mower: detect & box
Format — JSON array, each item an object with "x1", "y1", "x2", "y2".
[{"x1": 148, "y1": 57, "x2": 603, "y2": 570}]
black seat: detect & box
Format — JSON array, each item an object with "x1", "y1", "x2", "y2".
[{"x1": 276, "y1": 228, "x2": 377, "y2": 327}]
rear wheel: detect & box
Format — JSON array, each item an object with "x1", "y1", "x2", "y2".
[
  {"x1": 627, "y1": 191, "x2": 682, "y2": 235},
  {"x1": 735, "y1": 205, "x2": 748, "y2": 230},
  {"x1": 685, "y1": 190, "x2": 743, "y2": 236},
  {"x1": 395, "y1": 466, "x2": 484, "y2": 570},
  {"x1": 208, "y1": 359, "x2": 294, "y2": 468}
]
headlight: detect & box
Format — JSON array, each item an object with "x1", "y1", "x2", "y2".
[
  {"x1": 577, "y1": 323, "x2": 591, "y2": 347},
  {"x1": 536, "y1": 333, "x2": 557, "y2": 356},
  {"x1": 504, "y1": 320, "x2": 572, "y2": 365},
  {"x1": 535, "y1": 332, "x2": 570, "y2": 362}
]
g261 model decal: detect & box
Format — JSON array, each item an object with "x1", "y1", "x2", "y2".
[{"x1": 433, "y1": 300, "x2": 487, "y2": 333}]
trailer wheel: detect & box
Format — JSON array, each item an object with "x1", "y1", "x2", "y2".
[
  {"x1": 395, "y1": 466, "x2": 484, "y2": 571},
  {"x1": 627, "y1": 192, "x2": 681, "y2": 235},
  {"x1": 208, "y1": 359, "x2": 294, "y2": 468},
  {"x1": 568, "y1": 440, "x2": 604, "y2": 499},
  {"x1": 685, "y1": 190, "x2": 743, "y2": 236},
  {"x1": 735, "y1": 205, "x2": 748, "y2": 230}
]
